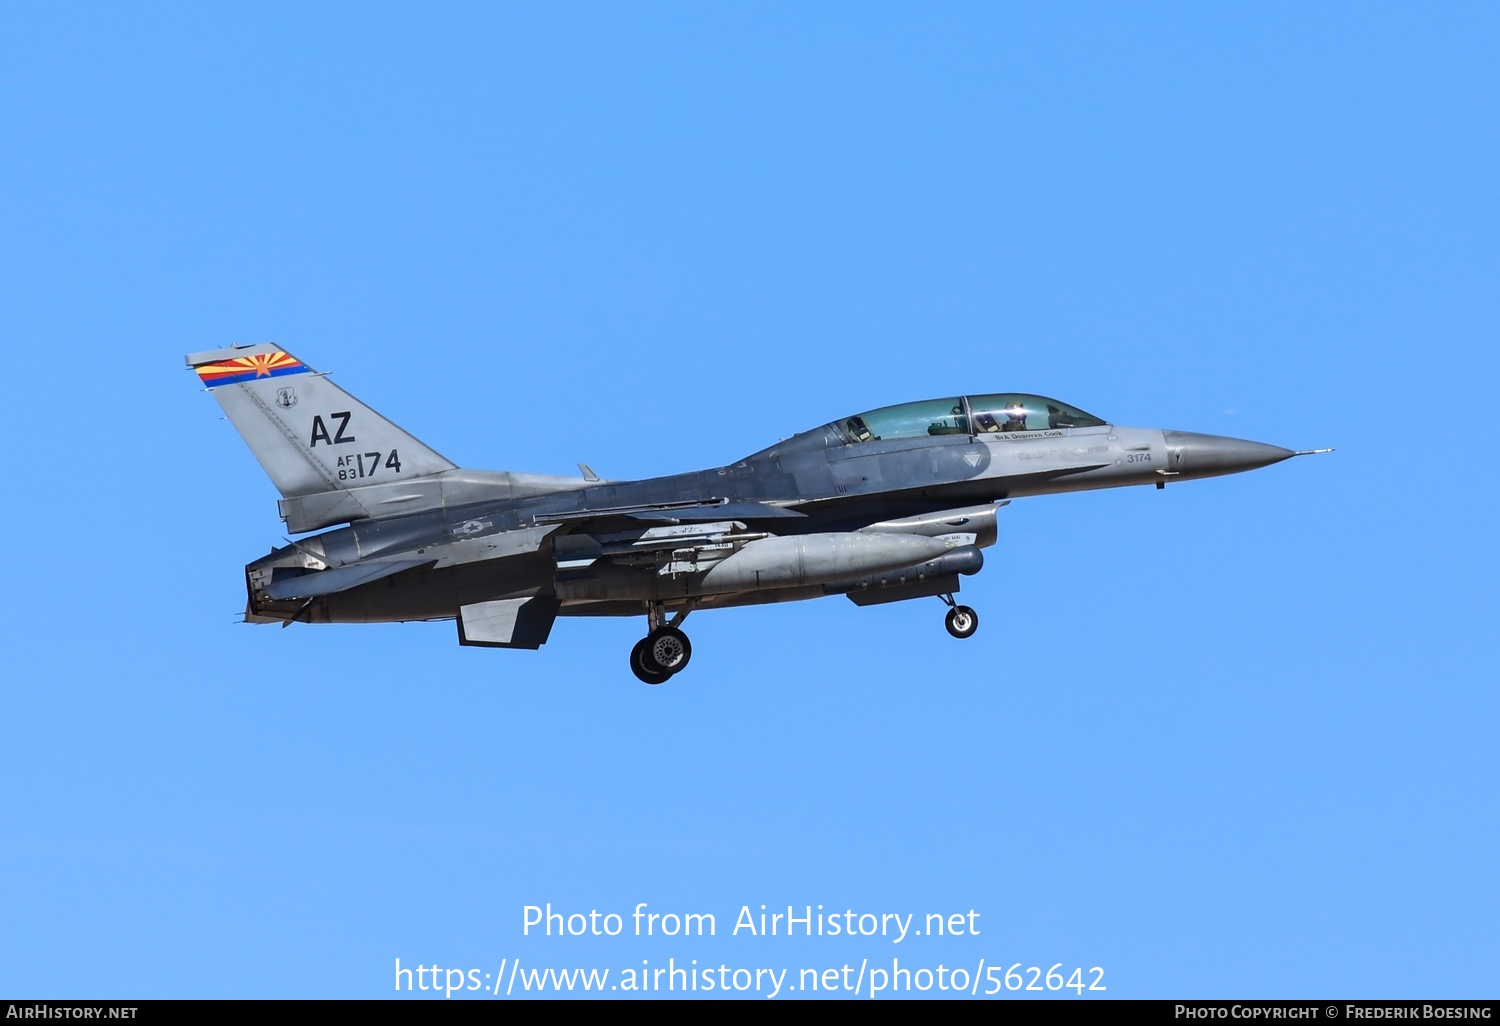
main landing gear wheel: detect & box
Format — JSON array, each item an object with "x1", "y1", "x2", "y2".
[
  {"x1": 630, "y1": 638, "x2": 672, "y2": 685},
  {"x1": 632, "y1": 604, "x2": 696, "y2": 684},
  {"x1": 643, "y1": 626, "x2": 692, "y2": 675},
  {"x1": 945, "y1": 605, "x2": 979, "y2": 639}
]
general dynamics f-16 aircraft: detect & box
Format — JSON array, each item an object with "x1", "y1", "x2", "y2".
[{"x1": 188, "y1": 344, "x2": 1329, "y2": 683}]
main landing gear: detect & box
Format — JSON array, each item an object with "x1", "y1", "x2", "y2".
[
  {"x1": 630, "y1": 605, "x2": 694, "y2": 685},
  {"x1": 628, "y1": 596, "x2": 980, "y2": 682},
  {"x1": 940, "y1": 593, "x2": 979, "y2": 639}
]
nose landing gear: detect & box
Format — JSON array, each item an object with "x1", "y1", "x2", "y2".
[{"x1": 940, "y1": 594, "x2": 979, "y2": 639}]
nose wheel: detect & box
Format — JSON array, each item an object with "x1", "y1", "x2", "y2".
[{"x1": 941, "y1": 595, "x2": 979, "y2": 639}]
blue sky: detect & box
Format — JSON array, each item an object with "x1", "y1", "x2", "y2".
[{"x1": 1, "y1": 2, "x2": 1495, "y2": 999}]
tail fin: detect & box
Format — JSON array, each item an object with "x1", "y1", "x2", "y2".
[{"x1": 187, "y1": 343, "x2": 457, "y2": 522}]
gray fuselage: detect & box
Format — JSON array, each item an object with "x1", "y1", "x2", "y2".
[{"x1": 245, "y1": 417, "x2": 1293, "y2": 626}]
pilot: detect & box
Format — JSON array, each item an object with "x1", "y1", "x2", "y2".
[
  {"x1": 1001, "y1": 400, "x2": 1028, "y2": 432},
  {"x1": 927, "y1": 403, "x2": 968, "y2": 435}
]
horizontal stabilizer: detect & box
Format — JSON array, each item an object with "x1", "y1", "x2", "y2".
[{"x1": 264, "y1": 558, "x2": 429, "y2": 600}]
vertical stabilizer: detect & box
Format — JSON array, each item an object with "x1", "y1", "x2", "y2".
[{"x1": 186, "y1": 343, "x2": 457, "y2": 499}]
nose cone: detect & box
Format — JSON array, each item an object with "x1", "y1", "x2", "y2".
[{"x1": 1163, "y1": 430, "x2": 1296, "y2": 479}]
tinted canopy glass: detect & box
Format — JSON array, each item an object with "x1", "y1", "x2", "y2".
[
  {"x1": 840, "y1": 399, "x2": 968, "y2": 443},
  {"x1": 968, "y1": 394, "x2": 1105, "y2": 433},
  {"x1": 835, "y1": 394, "x2": 1105, "y2": 443}
]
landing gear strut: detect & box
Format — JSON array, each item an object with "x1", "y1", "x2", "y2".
[
  {"x1": 940, "y1": 593, "x2": 979, "y2": 639},
  {"x1": 630, "y1": 604, "x2": 695, "y2": 684}
]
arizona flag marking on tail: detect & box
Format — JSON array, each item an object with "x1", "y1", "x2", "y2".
[
  {"x1": 194, "y1": 351, "x2": 310, "y2": 388},
  {"x1": 186, "y1": 342, "x2": 462, "y2": 530}
]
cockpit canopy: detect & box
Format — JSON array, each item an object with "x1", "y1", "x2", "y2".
[{"x1": 837, "y1": 394, "x2": 1106, "y2": 444}]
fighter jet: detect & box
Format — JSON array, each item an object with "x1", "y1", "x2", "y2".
[{"x1": 188, "y1": 344, "x2": 1329, "y2": 683}]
